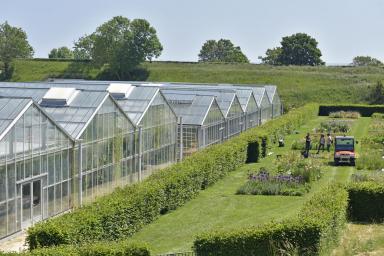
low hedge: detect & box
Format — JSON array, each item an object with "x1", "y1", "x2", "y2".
[
  {"x1": 319, "y1": 104, "x2": 384, "y2": 117},
  {"x1": 27, "y1": 104, "x2": 319, "y2": 250},
  {"x1": 0, "y1": 241, "x2": 149, "y2": 256},
  {"x1": 194, "y1": 184, "x2": 348, "y2": 256},
  {"x1": 347, "y1": 182, "x2": 384, "y2": 222}
]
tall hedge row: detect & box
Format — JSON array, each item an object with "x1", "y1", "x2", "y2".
[
  {"x1": 26, "y1": 104, "x2": 319, "y2": 250},
  {"x1": 194, "y1": 184, "x2": 349, "y2": 256},
  {"x1": 0, "y1": 241, "x2": 149, "y2": 256},
  {"x1": 348, "y1": 182, "x2": 384, "y2": 222},
  {"x1": 318, "y1": 104, "x2": 384, "y2": 117}
]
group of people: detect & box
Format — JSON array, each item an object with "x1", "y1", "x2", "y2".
[{"x1": 305, "y1": 132, "x2": 333, "y2": 155}]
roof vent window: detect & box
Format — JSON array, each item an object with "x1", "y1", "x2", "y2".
[
  {"x1": 41, "y1": 87, "x2": 79, "y2": 106},
  {"x1": 107, "y1": 83, "x2": 134, "y2": 99}
]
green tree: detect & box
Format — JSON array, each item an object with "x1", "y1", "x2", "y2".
[
  {"x1": 198, "y1": 39, "x2": 249, "y2": 63},
  {"x1": 261, "y1": 33, "x2": 324, "y2": 66},
  {"x1": 367, "y1": 81, "x2": 384, "y2": 104},
  {"x1": 352, "y1": 56, "x2": 383, "y2": 66},
  {"x1": 73, "y1": 16, "x2": 162, "y2": 79},
  {"x1": 259, "y1": 47, "x2": 282, "y2": 65},
  {"x1": 0, "y1": 21, "x2": 33, "y2": 80},
  {"x1": 48, "y1": 46, "x2": 74, "y2": 59}
]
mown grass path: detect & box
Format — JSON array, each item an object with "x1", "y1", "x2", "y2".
[{"x1": 128, "y1": 116, "x2": 371, "y2": 255}]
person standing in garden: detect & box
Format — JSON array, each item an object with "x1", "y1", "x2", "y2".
[
  {"x1": 305, "y1": 133, "x2": 311, "y2": 156},
  {"x1": 326, "y1": 133, "x2": 333, "y2": 152},
  {"x1": 317, "y1": 133, "x2": 325, "y2": 153}
]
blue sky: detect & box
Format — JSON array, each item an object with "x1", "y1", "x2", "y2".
[{"x1": 2, "y1": 0, "x2": 384, "y2": 64}]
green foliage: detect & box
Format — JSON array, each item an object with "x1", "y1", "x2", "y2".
[
  {"x1": 356, "y1": 151, "x2": 383, "y2": 171},
  {"x1": 26, "y1": 104, "x2": 318, "y2": 250},
  {"x1": 194, "y1": 184, "x2": 348, "y2": 255},
  {"x1": 0, "y1": 241, "x2": 150, "y2": 256},
  {"x1": 198, "y1": 39, "x2": 249, "y2": 63},
  {"x1": 261, "y1": 33, "x2": 324, "y2": 66},
  {"x1": 319, "y1": 120, "x2": 351, "y2": 133},
  {"x1": 73, "y1": 16, "x2": 162, "y2": 80},
  {"x1": 48, "y1": 47, "x2": 74, "y2": 59},
  {"x1": 237, "y1": 179, "x2": 310, "y2": 196},
  {"x1": 348, "y1": 182, "x2": 384, "y2": 222},
  {"x1": 318, "y1": 104, "x2": 384, "y2": 117},
  {"x1": 0, "y1": 21, "x2": 34, "y2": 80},
  {"x1": 366, "y1": 81, "x2": 384, "y2": 104},
  {"x1": 329, "y1": 111, "x2": 361, "y2": 119},
  {"x1": 352, "y1": 56, "x2": 383, "y2": 67}
]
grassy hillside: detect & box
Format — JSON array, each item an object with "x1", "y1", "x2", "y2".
[{"x1": 9, "y1": 59, "x2": 384, "y2": 108}]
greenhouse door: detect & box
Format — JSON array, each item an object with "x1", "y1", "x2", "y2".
[{"x1": 21, "y1": 180, "x2": 42, "y2": 228}]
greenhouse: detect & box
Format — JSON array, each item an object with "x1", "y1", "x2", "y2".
[
  {"x1": 159, "y1": 86, "x2": 244, "y2": 140},
  {"x1": 0, "y1": 97, "x2": 73, "y2": 240},
  {"x1": 0, "y1": 86, "x2": 137, "y2": 206},
  {"x1": 107, "y1": 85, "x2": 178, "y2": 178},
  {"x1": 265, "y1": 85, "x2": 282, "y2": 118},
  {"x1": 4, "y1": 82, "x2": 179, "y2": 179},
  {"x1": 249, "y1": 87, "x2": 272, "y2": 124},
  {"x1": 161, "y1": 91, "x2": 225, "y2": 157}
]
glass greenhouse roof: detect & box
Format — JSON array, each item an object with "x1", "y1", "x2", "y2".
[
  {"x1": 264, "y1": 85, "x2": 278, "y2": 102},
  {"x1": 0, "y1": 97, "x2": 32, "y2": 139},
  {"x1": 0, "y1": 86, "x2": 110, "y2": 139},
  {"x1": 162, "y1": 92, "x2": 220, "y2": 125}
]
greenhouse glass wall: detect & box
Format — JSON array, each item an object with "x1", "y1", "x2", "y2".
[
  {"x1": 265, "y1": 85, "x2": 282, "y2": 118},
  {"x1": 250, "y1": 87, "x2": 272, "y2": 124},
  {"x1": 111, "y1": 86, "x2": 178, "y2": 178},
  {"x1": 0, "y1": 86, "x2": 137, "y2": 206},
  {"x1": 161, "y1": 91, "x2": 225, "y2": 157},
  {"x1": 0, "y1": 98, "x2": 73, "y2": 240}
]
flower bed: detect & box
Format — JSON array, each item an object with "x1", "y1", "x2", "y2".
[{"x1": 329, "y1": 111, "x2": 360, "y2": 119}]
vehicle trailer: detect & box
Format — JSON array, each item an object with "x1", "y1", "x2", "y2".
[{"x1": 334, "y1": 136, "x2": 356, "y2": 166}]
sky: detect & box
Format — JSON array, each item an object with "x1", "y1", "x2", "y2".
[{"x1": 2, "y1": 0, "x2": 384, "y2": 64}]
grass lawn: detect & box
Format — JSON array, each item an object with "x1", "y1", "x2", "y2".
[
  {"x1": 127, "y1": 116, "x2": 371, "y2": 254},
  {"x1": 332, "y1": 223, "x2": 384, "y2": 256}
]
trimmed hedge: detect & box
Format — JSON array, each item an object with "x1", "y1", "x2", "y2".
[
  {"x1": 319, "y1": 104, "x2": 384, "y2": 117},
  {"x1": 348, "y1": 182, "x2": 384, "y2": 222},
  {"x1": 0, "y1": 241, "x2": 149, "y2": 256},
  {"x1": 194, "y1": 184, "x2": 348, "y2": 256},
  {"x1": 26, "y1": 104, "x2": 319, "y2": 250}
]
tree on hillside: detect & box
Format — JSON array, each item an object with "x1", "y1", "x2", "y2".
[
  {"x1": 352, "y1": 56, "x2": 383, "y2": 67},
  {"x1": 73, "y1": 16, "x2": 162, "y2": 80},
  {"x1": 0, "y1": 21, "x2": 34, "y2": 80},
  {"x1": 48, "y1": 46, "x2": 74, "y2": 59},
  {"x1": 198, "y1": 39, "x2": 249, "y2": 63},
  {"x1": 260, "y1": 33, "x2": 324, "y2": 66}
]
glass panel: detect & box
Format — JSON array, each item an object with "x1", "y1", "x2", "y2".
[
  {"x1": 32, "y1": 180, "x2": 41, "y2": 219},
  {"x1": 0, "y1": 203, "x2": 6, "y2": 237},
  {"x1": 0, "y1": 165, "x2": 5, "y2": 202},
  {"x1": 7, "y1": 199, "x2": 16, "y2": 234},
  {"x1": 7, "y1": 163, "x2": 15, "y2": 198},
  {"x1": 48, "y1": 186, "x2": 54, "y2": 217},
  {"x1": 22, "y1": 183, "x2": 31, "y2": 223}
]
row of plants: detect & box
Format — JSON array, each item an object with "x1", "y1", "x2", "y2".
[
  {"x1": 356, "y1": 113, "x2": 384, "y2": 171},
  {"x1": 0, "y1": 241, "x2": 150, "y2": 256},
  {"x1": 329, "y1": 111, "x2": 361, "y2": 119},
  {"x1": 26, "y1": 104, "x2": 320, "y2": 250},
  {"x1": 237, "y1": 151, "x2": 322, "y2": 196},
  {"x1": 194, "y1": 184, "x2": 349, "y2": 255}
]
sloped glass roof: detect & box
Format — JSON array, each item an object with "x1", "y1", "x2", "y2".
[
  {"x1": 0, "y1": 86, "x2": 109, "y2": 139},
  {"x1": 0, "y1": 97, "x2": 31, "y2": 139},
  {"x1": 264, "y1": 85, "x2": 278, "y2": 102},
  {"x1": 162, "y1": 91, "x2": 219, "y2": 125}
]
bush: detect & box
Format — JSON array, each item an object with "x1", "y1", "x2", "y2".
[
  {"x1": 329, "y1": 111, "x2": 360, "y2": 119},
  {"x1": 319, "y1": 104, "x2": 384, "y2": 117},
  {"x1": 194, "y1": 184, "x2": 348, "y2": 256},
  {"x1": 0, "y1": 241, "x2": 150, "y2": 256},
  {"x1": 237, "y1": 179, "x2": 309, "y2": 196},
  {"x1": 27, "y1": 104, "x2": 319, "y2": 250},
  {"x1": 347, "y1": 181, "x2": 384, "y2": 222}
]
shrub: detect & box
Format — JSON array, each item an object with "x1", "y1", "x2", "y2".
[
  {"x1": 319, "y1": 120, "x2": 351, "y2": 133},
  {"x1": 356, "y1": 150, "x2": 383, "y2": 171},
  {"x1": 329, "y1": 111, "x2": 360, "y2": 119},
  {"x1": 347, "y1": 181, "x2": 384, "y2": 222},
  {"x1": 0, "y1": 241, "x2": 150, "y2": 256},
  {"x1": 27, "y1": 104, "x2": 319, "y2": 250},
  {"x1": 194, "y1": 184, "x2": 348, "y2": 256},
  {"x1": 237, "y1": 179, "x2": 309, "y2": 196}
]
